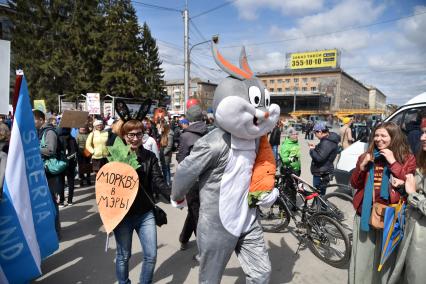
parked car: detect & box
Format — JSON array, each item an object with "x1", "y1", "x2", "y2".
[{"x1": 335, "y1": 92, "x2": 426, "y2": 186}]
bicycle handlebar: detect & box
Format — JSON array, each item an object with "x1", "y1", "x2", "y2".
[{"x1": 290, "y1": 174, "x2": 317, "y2": 191}]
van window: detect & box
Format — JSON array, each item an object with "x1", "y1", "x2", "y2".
[
  {"x1": 389, "y1": 111, "x2": 404, "y2": 127},
  {"x1": 402, "y1": 107, "x2": 426, "y2": 131}
]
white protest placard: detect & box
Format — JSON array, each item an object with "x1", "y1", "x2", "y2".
[
  {"x1": 86, "y1": 93, "x2": 101, "y2": 114},
  {"x1": 103, "y1": 102, "x2": 113, "y2": 116},
  {"x1": 0, "y1": 40, "x2": 10, "y2": 115}
]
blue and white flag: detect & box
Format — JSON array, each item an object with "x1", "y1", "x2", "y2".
[{"x1": 0, "y1": 76, "x2": 59, "y2": 283}]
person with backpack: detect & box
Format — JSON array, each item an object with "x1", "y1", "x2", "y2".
[
  {"x1": 176, "y1": 101, "x2": 208, "y2": 259},
  {"x1": 58, "y1": 127, "x2": 78, "y2": 206},
  {"x1": 33, "y1": 110, "x2": 62, "y2": 238}
]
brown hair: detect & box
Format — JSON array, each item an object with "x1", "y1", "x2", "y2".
[
  {"x1": 367, "y1": 121, "x2": 411, "y2": 164},
  {"x1": 417, "y1": 148, "x2": 426, "y2": 174},
  {"x1": 160, "y1": 124, "x2": 170, "y2": 147},
  {"x1": 120, "y1": 120, "x2": 144, "y2": 137},
  {"x1": 112, "y1": 119, "x2": 124, "y2": 137}
]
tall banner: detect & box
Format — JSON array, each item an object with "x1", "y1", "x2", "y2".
[
  {"x1": 0, "y1": 40, "x2": 10, "y2": 115},
  {"x1": 103, "y1": 102, "x2": 113, "y2": 117},
  {"x1": 0, "y1": 76, "x2": 59, "y2": 283},
  {"x1": 86, "y1": 93, "x2": 101, "y2": 114}
]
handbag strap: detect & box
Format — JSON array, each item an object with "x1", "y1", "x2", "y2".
[{"x1": 141, "y1": 188, "x2": 156, "y2": 207}]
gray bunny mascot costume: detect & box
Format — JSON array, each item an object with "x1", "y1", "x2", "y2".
[{"x1": 172, "y1": 42, "x2": 280, "y2": 283}]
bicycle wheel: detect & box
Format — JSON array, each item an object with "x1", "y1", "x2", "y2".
[
  {"x1": 307, "y1": 213, "x2": 351, "y2": 268},
  {"x1": 323, "y1": 192, "x2": 354, "y2": 240},
  {"x1": 258, "y1": 197, "x2": 291, "y2": 233}
]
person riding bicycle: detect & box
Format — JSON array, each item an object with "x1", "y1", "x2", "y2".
[
  {"x1": 308, "y1": 122, "x2": 340, "y2": 196},
  {"x1": 279, "y1": 127, "x2": 301, "y2": 206}
]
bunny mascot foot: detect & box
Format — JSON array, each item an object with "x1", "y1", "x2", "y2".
[{"x1": 172, "y1": 43, "x2": 280, "y2": 284}]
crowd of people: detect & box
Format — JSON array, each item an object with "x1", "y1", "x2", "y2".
[{"x1": 1, "y1": 104, "x2": 425, "y2": 284}]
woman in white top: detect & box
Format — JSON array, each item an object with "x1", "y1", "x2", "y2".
[{"x1": 142, "y1": 131, "x2": 159, "y2": 161}]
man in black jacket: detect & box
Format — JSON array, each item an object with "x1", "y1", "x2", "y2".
[
  {"x1": 176, "y1": 103, "x2": 208, "y2": 252},
  {"x1": 308, "y1": 121, "x2": 340, "y2": 196},
  {"x1": 269, "y1": 122, "x2": 281, "y2": 168}
]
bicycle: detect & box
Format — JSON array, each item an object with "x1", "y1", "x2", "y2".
[
  {"x1": 258, "y1": 169, "x2": 351, "y2": 267},
  {"x1": 267, "y1": 167, "x2": 353, "y2": 230}
]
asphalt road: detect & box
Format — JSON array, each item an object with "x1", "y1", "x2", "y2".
[{"x1": 34, "y1": 132, "x2": 350, "y2": 284}]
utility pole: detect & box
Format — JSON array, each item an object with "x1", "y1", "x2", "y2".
[
  {"x1": 183, "y1": 1, "x2": 189, "y2": 113},
  {"x1": 293, "y1": 74, "x2": 296, "y2": 113}
]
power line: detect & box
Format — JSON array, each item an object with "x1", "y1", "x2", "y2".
[
  {"x1": 131, "y1": 0, "x2": 182, "y2": 12},
  {"x1": 157, "y1": 39, "x2": 184, "y2": 51},
  {"x1": 190, "y1": 19, "x2": 207, "y2": 42},
  {"x1": 221, "y1": 10, "x2": 426, "y2": 48},
  {"x1": 192, "y1": 0, "x2": 238, "y2": 19}
]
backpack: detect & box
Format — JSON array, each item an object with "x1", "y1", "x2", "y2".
[{"x1": 41, "y1": 128, "x2": 68, "y2": 175}]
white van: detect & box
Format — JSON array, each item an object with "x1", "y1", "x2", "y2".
[{"x1": 335, "y1": 92, "x2": 426, "y2": 186}]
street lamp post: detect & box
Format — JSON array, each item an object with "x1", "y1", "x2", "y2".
[
  {"x1": 58, "y1": 94, "x2": 66, "y2": 113},
  {"x1": 184, "y1": 34, "x2": 219, "y2": 113},
  {"x1": 78, "y1": 94, "x2": 87, "y2": 111}
]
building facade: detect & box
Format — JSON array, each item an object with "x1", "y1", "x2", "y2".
[
  {"x1": 257, "y1": 67, "x2": 386, "y2": 116},
  {"x1": 368, "y1": 86, "x2": 386, "y2": 110},
  {"x1": 164, "y1": 78, "x2": 217, "y2": 115}
]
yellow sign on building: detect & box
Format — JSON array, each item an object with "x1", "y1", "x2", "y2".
[{"x1": 290, "y1": 49, "x2": 338, "y2": 70}]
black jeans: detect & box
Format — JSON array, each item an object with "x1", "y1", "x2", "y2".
[
  {"x1": 60, "y1": 160, "x2": 76, "y2": 203},
  {"x1": 179, "y1": 187, "x2": 200, "y2": 244}
]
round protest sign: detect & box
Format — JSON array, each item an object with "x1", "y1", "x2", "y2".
[{"x1": 95, "y1": 161, "x2": 139, "y2": 234}]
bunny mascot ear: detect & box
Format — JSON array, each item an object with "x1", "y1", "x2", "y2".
[
  {"x1": 211, "y1": 42, "x2": 253, "y2": 80},
  {"x1": 239, "y1": 46, "x2": 254, "y2": 78},
  {"x1": 134, "y1": 98, "x2": 152, "y2": 121},
  {"x1": 114, "y1": 99, "x2": 132, "y2": 122}
]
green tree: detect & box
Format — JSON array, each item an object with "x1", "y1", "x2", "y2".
[
  {"x1": 67, "y1": 0, "x2": 105, "y2": 99},
  {"x1": 140, "y1": 22, "x2": 165, "y2": 102},
  {"x1": 100, "y1": 0, "x2": 145, "y2": 98},
  {"x1": 9, "y1": 0, "x2": 75, "y2": 111}
]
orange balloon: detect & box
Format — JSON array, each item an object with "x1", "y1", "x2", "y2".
[{"x1": 95, "y1": 162, "x2": 139, "y2": 234}]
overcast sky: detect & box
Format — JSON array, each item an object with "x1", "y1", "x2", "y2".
[{"x1": 137, "y1": 0, "x2": 424, "y2": 105}]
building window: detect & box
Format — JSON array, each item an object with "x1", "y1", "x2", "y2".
[
  {"x1": 294, "y1": 78, "x2": 299, "y2": 83},
  {"x1": 269, "y1": 88, "x2": 274, "y2": 92},
  {"x1": 302, "y1": 78, "x2": 308, "y2": 83},
  {"x1": 294, "y1": 87, "x2": 299, "y2": 91},
  {"x1": 302, "y1": 87, "x2": 307, "y2": 91},
  {"x1": 277, "y1": 88, "x2": 282, "y2": 92},
  {"x1": 285, "y1": 88, "x2": 290, "y2": 92},
  {"x1": 311, "y1": 87, "x2": 317, "y2": 91},
  {"x1": 277, "y1": 79, "x2": 283, "y2": 83},
  {"x1": 262, "y1": 80, "x2": 267, "y2": 85},
  {"x1": 269, "y1": 79, "x2": 275, "y2": 84},
  {"x1": 311, "y1": 77, "x2": 317, "y2": 82},
  {"x1": 285, "y1": 79, "x2": 290, "y2": 83}
]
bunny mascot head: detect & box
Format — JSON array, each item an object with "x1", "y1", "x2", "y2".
[{"x1": 212, "y1": 44, "x2": 280, "y2": 139}]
